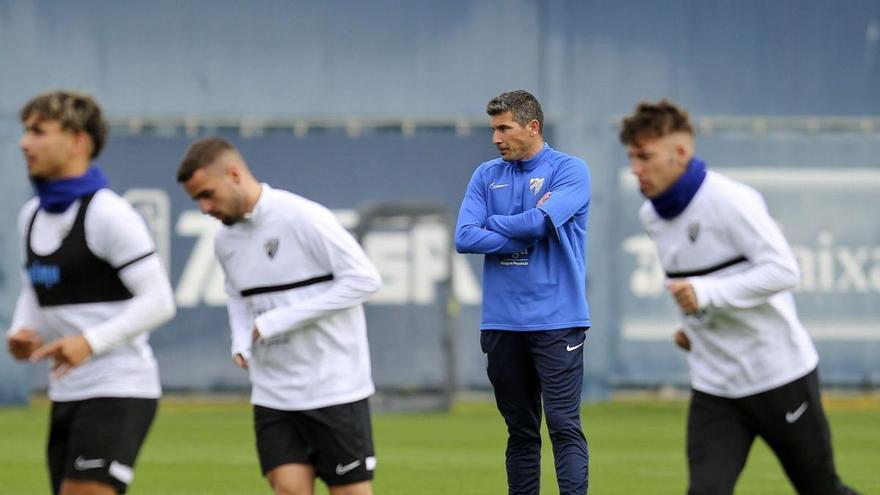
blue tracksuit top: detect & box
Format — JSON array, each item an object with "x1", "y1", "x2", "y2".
[{"x1": 455, "y1": 144, "x2": 591, "y2": 331}]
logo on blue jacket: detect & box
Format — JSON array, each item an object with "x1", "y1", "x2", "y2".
[{"x1": 529, "y1": 177, "x2": 545, "y2": 195}]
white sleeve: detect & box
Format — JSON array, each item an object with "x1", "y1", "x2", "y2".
[
  {"x1": 9, "y1": 200, "x2": 48, "y2": 336},
  {"x1": 82, "y1": 255, "x2": 176, "y2": 355},
  {"x1": 8, "y1": 278, "x2": 46, "y2": 336},
  {"x1": 255, "y1": 205, "x2": 382, "y2": 339},
  {"x1": 225, "y1": 281, "x2": 253, "y2": 359},
  {"x1": 80, "y1": 192, "x2": 176, "y2": 355},
  {"x1": 215, "y1": 235, "x2": 253, "y2": 359},
  {"x1": 690, "y1": 188, "x2": 800, "y2": 310}
]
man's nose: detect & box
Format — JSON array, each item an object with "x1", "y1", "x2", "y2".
[{"x1": 630, "y1": 161, "x2": 643, "y2": 176}]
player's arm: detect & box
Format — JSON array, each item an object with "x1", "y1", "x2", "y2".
[
  {"x1": 484, "y1": 209, "x2": 550, "y2": 242},
  {"x1": 224, "y1": 281, "x2": 252, "y2": 369},
  {"x1": 80, "y1": 197, "x2": 177, "y2": 355},
  {"x1": 455, "y1": 168, "x2": 533, "y2": 254},
  {"x1": 215, "y1": 240, "x2": 253, "y2": 369},
  {"x1": 7, "y1": 280, "x2": 45, "y2": 360},
  {"x1": 688, "y1": 188, "x2": 800, "y2": 310},
  {"x1": 254, "y1": 205, "x2": 383, "y2": 340},
  {"x1": 485, "y1": 157, "x2": 590, "y2": 242},
  {"x1": 83, "y1": 256, "x2": 176, "y2": 352},
  {"x1": 8, "y1": 202, "x2": 47, "y2": 360}
]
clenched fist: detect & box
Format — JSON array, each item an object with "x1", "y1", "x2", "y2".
[{"x1": 7, "y1": 328, "x2": 43, "y2": 360}]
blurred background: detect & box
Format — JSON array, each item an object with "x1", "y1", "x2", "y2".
[{"x1": 2, "y1": 0, "x2": 879, "y2": 406}]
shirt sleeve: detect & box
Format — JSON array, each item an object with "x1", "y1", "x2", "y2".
[
  {"x1": 82, "y1": 255, "x2": 176, "y2": 355},
  {"x1": 454, "y1": 167, "x2": 533, "y2": 254},
  {"x1": 214, "y1": 236, "x2": 253, "y2": 359},
  {"x1": 9, "y1": 201, "x2": 44, "y2": 336},
  {"x1": 8, "y1": 274, "x2": 47, "y2": 337},
  {"x1": 254, "y1": 204, "x2": 383, "y2": 340},
  {"x1": 689, "y1": 187, "x2": 800, "y2": 310},
  {"x1": 80, "y1": 193, "x2": 176, "y2": 355},
  {"x1": 224, "y1": 281, "x2": 253, "y2": 359},
  {"x1": 484, "y1": 209, "x2": 551, "y2": 241},
  {"x1": 536, "y1": 157, "x2": 591, "y2": 232}
]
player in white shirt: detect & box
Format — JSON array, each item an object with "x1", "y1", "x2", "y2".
[
  {"x1": 176, "y1": 138, "x2": 382, "y2": 495},
  {"x1": 619, "y1": 100, "x2": 859, "y2": 495},
  {"x1": 6, "y1": 91, "x2": 176, "y2": 495}
]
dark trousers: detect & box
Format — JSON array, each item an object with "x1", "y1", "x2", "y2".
[
  {"x1": 481, "y1": 328, "x2": 589, "y2": 495},
  {"x1": 687, "y1": 368, "x2": 860, "y2": 495}
]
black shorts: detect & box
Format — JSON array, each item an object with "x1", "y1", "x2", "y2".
[
  {"x1": 254, "y1": 398, "x2": 376, "y2": 486},
  {"x1": 687, "y1": 368, "x2": 857, "y2": 495},
  {"x1": 48, "y1": 397, "x2": 158, "y2": 495}
]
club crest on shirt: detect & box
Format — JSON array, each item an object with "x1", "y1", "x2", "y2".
[
  {"x1": 264, "y1": 238, "x2": 280, "y2": 259},
  {"x1": 529, "y1": 177, "x2": 545, "y2": 195},
  {"x1": 687, "y1": 222, "x2": 700, "y2": 243}
]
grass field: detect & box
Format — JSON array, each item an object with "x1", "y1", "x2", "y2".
[{"x1": 1, "y1": 396, "x2": 877, "y2": 494}]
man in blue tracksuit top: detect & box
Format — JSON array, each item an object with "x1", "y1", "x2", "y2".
[{"x1": 455, "y1": 90, "x2": 591, "y2": 495}]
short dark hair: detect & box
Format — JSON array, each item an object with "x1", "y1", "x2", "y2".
[
  {"x1": 619, "y1": 99, "x2": 694, "y2": 145},
  {"x1": 20, "y1": 90, "x2": 108, "y2": 158},
  {"x1": 177, "y1": 137, "x2": 236, "y2": 182},
  {"x1": 486, "y1": 90, "x2": 544, "y2": 134}
]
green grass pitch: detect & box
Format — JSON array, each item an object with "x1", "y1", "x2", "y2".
[{"x1": 1, "y1": 396, "x2": 877, "y2": 494}]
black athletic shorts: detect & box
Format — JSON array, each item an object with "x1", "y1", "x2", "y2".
[
  {"x1": 48, "y1": 397, "x2": 158, "y2": 495},
  {"x1": 687, "y1": 368, "x2": 858, "y2": 495},
  {"x1": 253, "y1": 398, "x2": 376, "y2": 486}
]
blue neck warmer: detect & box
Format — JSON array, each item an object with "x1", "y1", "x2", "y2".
[
  {"x1": 32, "y1": 167, "x2": 109, "y2": 213},
  {"x1": 650, "y1": 157, "x2": 707, "y2": 219}
]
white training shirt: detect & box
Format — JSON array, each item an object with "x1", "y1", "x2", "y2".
[
  {"x1": 640, "y1": 171, "x2": 819, "y2": 398},
  {"x1": 8, "y1": 190, "x2": 176, "y2": 401},
  {"x1": 216, "y1": 184, "x2": 382, "y2": 411}
]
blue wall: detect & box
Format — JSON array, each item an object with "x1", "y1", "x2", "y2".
[{"x1": 2, "y1": 1, "x2": 878, "y2": 118}]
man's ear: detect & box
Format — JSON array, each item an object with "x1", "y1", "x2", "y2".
[
  {"x1": 674, "y1": 142, "x2": 688, "y2": 163},
  {"x1": 671, "y1": 135, "x2": 692, "y2": 168},
  {"x1": 226, "y1": 162, "x2": 242, "y2": 183},
  {"x1": 72, "y1": 131, "x2": 92, "y2": 158},
  {"x1": 528, "y1": 119, "x2": 541, "y2": 137}
]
